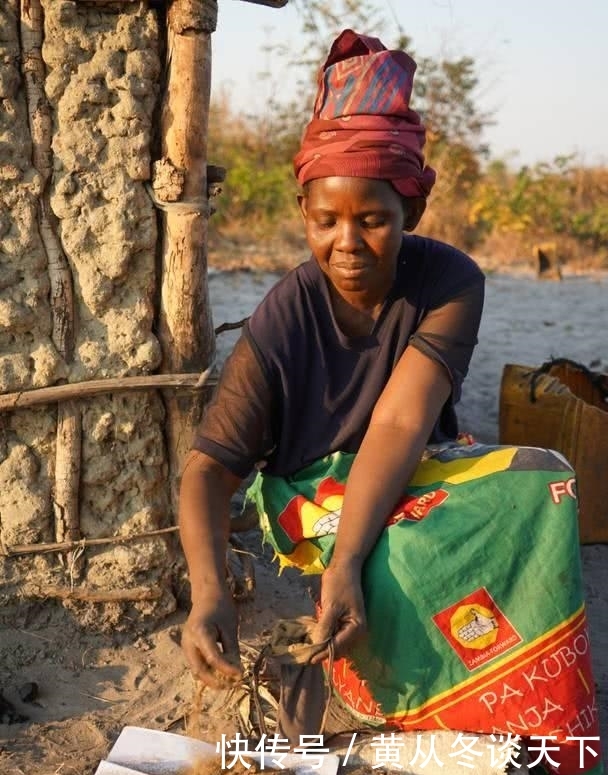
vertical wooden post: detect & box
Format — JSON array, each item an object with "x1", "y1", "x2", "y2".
[
  {"x1": 20, "y1": 0, "x2": 82, "y2": 577},
  {"x1": 158, "y1": 0, "x2": 217, "y2": 514}
]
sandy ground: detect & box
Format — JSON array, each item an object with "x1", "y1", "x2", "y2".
[{"x1": 0, "y1": 266, "x2": 606, "y2": 775}]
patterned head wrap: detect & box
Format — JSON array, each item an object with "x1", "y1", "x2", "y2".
[{"x1": 293, "y1": 29, "x2": 436, "y2": 198}]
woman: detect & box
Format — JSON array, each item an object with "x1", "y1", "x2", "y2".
[{"x1": 179, "y1": 30, "x2": 602, "y2": 774}]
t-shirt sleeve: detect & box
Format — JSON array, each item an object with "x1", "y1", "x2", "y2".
[
  {"x1": 191, "y1": 331, "x2": 275, "y2": 478},
  {"x1": 408, "y1": 244, "x2": 485, "y2": 402}
]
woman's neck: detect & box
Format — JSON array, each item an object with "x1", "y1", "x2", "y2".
[{"x1": 327, "y1": 283, "x2": 386, "y2": 337}]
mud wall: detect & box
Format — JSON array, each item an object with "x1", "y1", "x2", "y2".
[{"x1": 0, "y1": 1, "x2": 176, "y2": 626}]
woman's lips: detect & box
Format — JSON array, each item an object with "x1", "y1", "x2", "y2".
[{"x1": 332, "y1": 260, "x2": 370, "y2": 275}]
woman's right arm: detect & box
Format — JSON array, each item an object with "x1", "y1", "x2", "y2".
[
  {"x1": 179, "y1": 449, "x2": 243, "y2": 688},
  {"x1": 178, "y1": 333, "x2": 275, "y2": 687}
]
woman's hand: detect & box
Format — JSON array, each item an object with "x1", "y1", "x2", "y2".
[
  {"x1": 181, "y1": 589, "x2": 243, "y2": 689},
  {"x1": 311, "y1": 560, "x2": 367, "y2": 663},
  {"x1": 179, "y1": 452, "x2": 244, "y2": 688}
]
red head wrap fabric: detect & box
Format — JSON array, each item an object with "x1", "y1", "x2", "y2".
[{"x1": 293, "y1": 29, "x2": 436, "y2": 198}]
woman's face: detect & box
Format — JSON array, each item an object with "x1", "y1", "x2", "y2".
[{"x1": 298, "y1": 177, "x2": 406, "y2": 301}]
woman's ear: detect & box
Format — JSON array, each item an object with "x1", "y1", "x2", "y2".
[
  {"x1": 297, "y1": 193, "x2": 308, "y2": 221},
  {"x1": 402, "y1": 196, "x2": 426, "y2": 232}
]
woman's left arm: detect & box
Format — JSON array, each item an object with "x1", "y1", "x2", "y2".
[
  {"x1": 313, "y1": 277, "x2": 484, "y2": 658},
  {"x1": 313, "y1": 345, "x2": 451, "y2": 657}
]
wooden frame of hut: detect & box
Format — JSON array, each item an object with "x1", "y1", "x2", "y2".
[{"x1": 0, "y1": 0, "x2": 286, "y2": 610}]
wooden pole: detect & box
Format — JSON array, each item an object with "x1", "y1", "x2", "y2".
[
  {"x1": 20, "y1": 0, "x2": 82, "y2": 576},
  {"x1": 158, "y1": 0, "x2": 218, "y2": 514}
]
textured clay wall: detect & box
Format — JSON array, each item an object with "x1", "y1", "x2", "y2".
[{"x1": 0, "y1": 2, "x2": 176, "y2": 626}]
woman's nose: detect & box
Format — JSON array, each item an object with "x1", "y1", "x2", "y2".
[{"x1": 334, "y1": 220, "x2": 362, "y2": 251}]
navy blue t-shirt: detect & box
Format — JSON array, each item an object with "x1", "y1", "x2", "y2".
[{"x1": 194, "y1": 235, "x2": 484, "y2": 477}]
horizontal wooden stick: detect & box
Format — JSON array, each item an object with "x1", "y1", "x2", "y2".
[
  {"x1": 214, "y1": 316, "x2": 248, "y2": 335},
  {"x1": 4, "y1": 526, "x2": 179, "y2": 557},
  {"x1": 4, "y1": 512, "x2": 257, "y2": 557},
  {"x1": 35, "y1": 585, "x2": 164, "y2": 603},
  {"x1": 0, "y1": 368, "x2": 218, "y2": 413}
]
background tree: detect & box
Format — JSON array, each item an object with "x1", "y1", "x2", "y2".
[
  {"x1": 410, "y1": 55, "x2": 492, "y2": 246},
  {"x1": 208, "y1": 0, "x2": 607, "y2": 269}
]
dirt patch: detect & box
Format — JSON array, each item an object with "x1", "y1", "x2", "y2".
[
  {"x1": 0, "y1": 533, "x2": 606, "y2": 775},
  {"x1": 0, "y1": 530, "x2": 318, "y2": 775}
]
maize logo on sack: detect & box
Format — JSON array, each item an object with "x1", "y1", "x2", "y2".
[{"x1": 433, "y1": 587, "x2": 522, "y2": 670}]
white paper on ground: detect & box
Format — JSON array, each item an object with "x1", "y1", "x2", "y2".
[
  {"x1": 103, "y1": 726, "x2": 215, "y2": 775},
  {"x1": 99, "y1": 726, "x2": 340, "y2": 775}
]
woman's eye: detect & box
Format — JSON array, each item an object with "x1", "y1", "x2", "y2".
[
  {"x1": 316, "y1": 220, "x2": 335, "y2": 229},
  {"x1": 362, "y1": 219, "x2": 385, "y2": 229}
]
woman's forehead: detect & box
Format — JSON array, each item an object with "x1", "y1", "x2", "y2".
[{"x1": 305, "y1": 176, "x2": 400, "y2": 208}]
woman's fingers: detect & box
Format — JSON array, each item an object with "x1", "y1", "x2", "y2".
[
  {"x1": 182, "y1": 621, "x2": 242, "y2": 689},
  {"x1": 310, "y1": 606, "x2": 366, "y2": 663},
  {"x1": 200, "y1": 637, "x2": 242, "y2": 682},
  {"x1": 311, "y1": 566, "x2": 368, "y2": 664},
  {"x1": 183, "y1": 644, "x2": 230, "y2": 689},
  {"x1": 332, "y1": 615, "x2": 366, "y2": 654}
]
